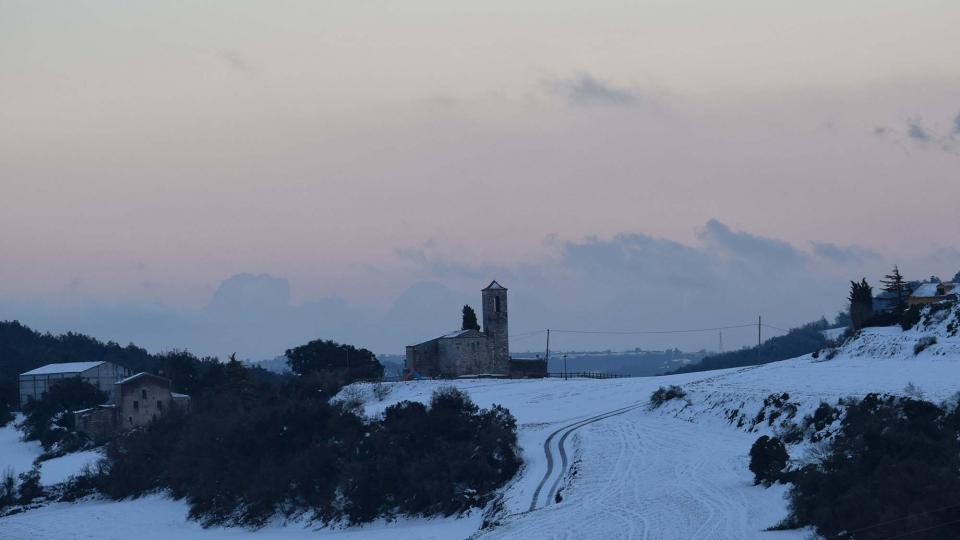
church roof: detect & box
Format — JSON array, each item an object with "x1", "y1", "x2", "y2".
[{"x1": 482, "y1": 280, "x2": 506, "y2": 291}]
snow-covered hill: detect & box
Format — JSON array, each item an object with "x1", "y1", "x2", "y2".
[{"x1": 3, "y1": 305, "x2": 959, "y2": 539}]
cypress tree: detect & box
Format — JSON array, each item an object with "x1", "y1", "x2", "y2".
[
  {"x1": 847, "y1": 278, "x2": 873, "y2": 330},
  {"x1": 461, "y1": 305, "x2": 480, "y2": 331}
]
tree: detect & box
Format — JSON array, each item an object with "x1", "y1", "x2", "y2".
[
  {"x1": 285, "y1": 339, "x2": 383, "y2": 382},
  {"x1": 847, "y1": 278, "x2": 873, "y2": 330},
  {"x1": 749, "y1": 435, "x2": 788, "y2": 485},
  {"x1": 21, "y1": 377, "x2": 107, "y2": 449},
  {"x1": 461, "y1": 305, "x2": 480, "y2": 331},
  {"x1": 880, "y1": 265, "x2": 910, "y2": 318}
]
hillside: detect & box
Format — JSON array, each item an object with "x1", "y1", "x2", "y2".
[{"x1": 3, "y1": 304, "x2": 959, "y2": 539}]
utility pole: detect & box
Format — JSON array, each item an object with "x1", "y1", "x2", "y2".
[
  {"x1": 757, "y1": 315, "x2": 762, "y2": 365},
  {"x1": 545, "y1": 329, "x2": 551, "y2": 375},
  {"x1": 563, "y1": 354, "x2": 568, "y2": 381},
  {"x1": 719, "y1": 330, "x2": 723, "y2": 353}
]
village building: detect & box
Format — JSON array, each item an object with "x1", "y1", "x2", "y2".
[
  {"x1": 74, "y1": 372, "x2": 189, "y2": 441},
  {"x1": 909, "y1": 282, "x2": 958, "y2": 306},
  {"x1": 18, "y1": 361, "x2": 131, "y2": 409},
  {"x1": 405, "y1": 281, "x2": 547, "y2": 378}
]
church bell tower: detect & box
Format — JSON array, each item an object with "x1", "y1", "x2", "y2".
[{"x1": 482, "y1": 280, "x2": 509, "y2": 372}]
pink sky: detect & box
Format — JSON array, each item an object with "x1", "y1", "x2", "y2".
[{"x1": 2, "y1": 1, "x2": 959, "y2": 356}]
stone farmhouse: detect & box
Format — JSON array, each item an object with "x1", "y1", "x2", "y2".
[
  {"x1": 74, "y1": 372, "x2": 189, "y2": 440},
  {"x1": 405, "y1": 281, "x2": 546, "y2": 378},
  {"x1": 18, "y1": 361, "x2": 131, "y2": 409}
]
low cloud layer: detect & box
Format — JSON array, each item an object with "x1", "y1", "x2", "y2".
[
  {"x1": 4, "y1": 220, "x2": 957, "y2": 359},
  {"x1": 542, "y1": 73, "x2": 643, "y2": 107}
]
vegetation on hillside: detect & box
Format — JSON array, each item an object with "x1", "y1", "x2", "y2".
[
  {"x1": 670, "y1": 318, "x2": 834, "y2": 375},
  {"x1": 779, "y1": 394, "x2": 960, "y2": 540},
  {"x1": 90, "y1": 368, "x2": 519, "y2": 527}
]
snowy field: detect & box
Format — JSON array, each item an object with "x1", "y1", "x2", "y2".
[{"x1": 3, "y1": 317, "x2": 960, "y2": 539}]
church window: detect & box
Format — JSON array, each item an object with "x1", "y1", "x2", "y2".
[{"x1": 494, "y1": 296, "x2": 501, "y2": 313}]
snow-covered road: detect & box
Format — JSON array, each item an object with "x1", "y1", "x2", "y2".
[{"x1": 481, "y1": 407, "x2": 801, "y2": 539}]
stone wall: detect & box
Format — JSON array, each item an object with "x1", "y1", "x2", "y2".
[
  {"x1": 438, "y1": 335, "x2": 493, "y2": 376},
  {"x1": 118, "y1": 378, "x2": 173, "y2": 430}
]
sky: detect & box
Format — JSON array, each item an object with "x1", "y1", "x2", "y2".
[{"x1": 1, "y1": 1, "x2": 959, "y2": 359}]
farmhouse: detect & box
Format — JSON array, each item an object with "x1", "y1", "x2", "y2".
[
  {"x1": 74, "y1": 372, "x2": 189, "y2": 440},
  {"x1": 405, "y1": 281, "x2": 547, "y2": 378},
  {"x1": 18, "y1": 361, "x2": 131, "y2": 409},
  {"x1": 909, "y1": 282, "x2": 958, "y2": 306}
]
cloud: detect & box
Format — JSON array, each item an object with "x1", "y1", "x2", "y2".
[
  {"x1": 811, "y1": 242, "x2": 882, "y2": 264},
  {"x1": 543, "y1": 73, "x2": 642, "y2": 107},
  {"x1": 698, "y1": 219, "x2": 806, "y2": 267},
  {"x1": 907, "y1": 119, "x2": 931, "y2": 142},
  {"x1": 396, "y1": 247, "x2": 512, "y2": 281}
]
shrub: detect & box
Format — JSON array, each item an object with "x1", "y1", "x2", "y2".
[
  {"x1": 93, "y1": 377, "x2": 520, "y2": 528},
  {"x1": 901, "y1": 305, "x2": 923, "y2": 330},
  {"x1": 372, "y1": 382, "x2": 390, "y2": 402},
  {"x1": 784, "y1": 394, "x2": 960, "y2": 539},
  {"x1": 17, "y1": 466, "x2": 43, "y2": 504},
  {"x1": 749, "y1": 435, "x2": 788, "y2": 485},
  {"x1": 649, "y1": 385, "x2": 687, "y2": 408},
  {"x1": 0, "y1": 401, "x2": 13, "y2": 428},
  {"x1": 20, "y1": 378, "x2": 106, "y2": 450},
  {"x1": 914, "y1": 335, "x2": 937, "y2": 355},
  {"x1": 0, "y1": 467, "x2": 15, "y2": 509}
]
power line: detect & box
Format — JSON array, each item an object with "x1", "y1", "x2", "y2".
[{"x1": 550, "y1": 324, "x2": 757, "y2": 336}]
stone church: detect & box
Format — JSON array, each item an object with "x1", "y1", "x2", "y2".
[{"x1": 405, "y1": 281, "x2": 510, "y2": 377}]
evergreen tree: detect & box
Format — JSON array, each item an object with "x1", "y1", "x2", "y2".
[
  {"x1": 749, "y1": 435, "x2": 788, "y2": 485},
  {"x1": 461, "y1": 305, "x2": 480, "y2": 331},
  {"x1": 880, "y1": 265, "x2": 910, "y2": 318},
  {"x1": 847, "y1": 278, "x2": 873, "y2": 330}
]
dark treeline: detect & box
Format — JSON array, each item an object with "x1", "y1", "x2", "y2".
[
  {"x1": 669, "y1": 318, "x2": 835, "y2": 375},
  {"x1": 0, "y1": 321, "x2": 370, "y2": 425},
  {"x1": 92, "y1": 364, "x2": 519, "y2": 527}
]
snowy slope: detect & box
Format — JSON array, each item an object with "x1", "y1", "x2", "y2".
[
  {"x1": 0, "y1": 416, "x2": 41, "y2": 477},
  {"x1": 3, "y1": 307, "x2": 960, "y2": 539}
]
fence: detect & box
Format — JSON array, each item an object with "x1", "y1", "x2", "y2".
[{"x1": 547, "y1": 371, "x2": 627, "y2": 380}]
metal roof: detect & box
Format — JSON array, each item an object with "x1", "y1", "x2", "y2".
[
  {"x1": 482, "y1": 280, "x2": 506, "y2": 291},
  {"x1": 20, "y1": 361, "x2": 105, "y2": 376},
  {"x1": 116, "y1": 372, "x2": 170, "y2": 386}
]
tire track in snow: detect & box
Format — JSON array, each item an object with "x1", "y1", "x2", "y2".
[{"x1": 528, "y1": 401, "x2": 647, "y2": 512}]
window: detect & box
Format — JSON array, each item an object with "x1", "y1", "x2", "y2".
[
  {"x1": 141, "y1": 389, "x2": 147, "y2": 399},
  {"x1": 157, "y1": 400, "x2": 163, "y2": 410},
  {"x1": 494, "y1": 296, "x2": 501, "y2": 313},
  {"x1": 128, "y1": 416, "x2": 133, "y2": 425},
  {"x1": 133, "y1": 400, "x2": 139, "y2": 410}
]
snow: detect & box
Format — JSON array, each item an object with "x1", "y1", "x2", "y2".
[
  {"x1": 39, "y1": 450, "x2": 102, "y2": 486},
  {"x1": 911, "y1": 282, "x2": 940, "y2": 298},
  {"x1": 5, "y1": 307, "x2": 960, "y2": 539},
  {"x1": 0, "y1": 495, "x2": 483, "y2": 540},
  {"x1": 0, "y1": 416, "x2": 41, "y2": 477},
  {"x1": 20, "y1": 362, "x2": 104, "y2": 376}
]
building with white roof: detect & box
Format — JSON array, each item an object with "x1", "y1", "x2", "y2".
[{"x1": 18, "y1": 361, "x2": 131, "y2": 409}]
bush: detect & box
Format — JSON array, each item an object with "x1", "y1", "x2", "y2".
[
  {"x1": 649, "y1": 385, "x2": 687, "y2": 408},
  {"x1": 17, "y1": 466, "x2": 43, "y2": 504},
  {"x1": 914, "y1": 335, "x2": 937, "y2": 355},
  {"x1": 748, "y1": 436, "x2": 787, "y2": 485},
  {"x1": 93, "y1": 375, "x2": 520, "y2": 528},
  {"x1": 20, "y1": 378, "x2": 107, "y2": 450},
  {"x1": 0, "y1": 401, "x2": 13, "y2": 428},
  {"x1": 784, "y1": 394, "x2": 960, "y2": 539},
  {"x1": 0, "y1": 467, "x2": 15, "y2": 510}
]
